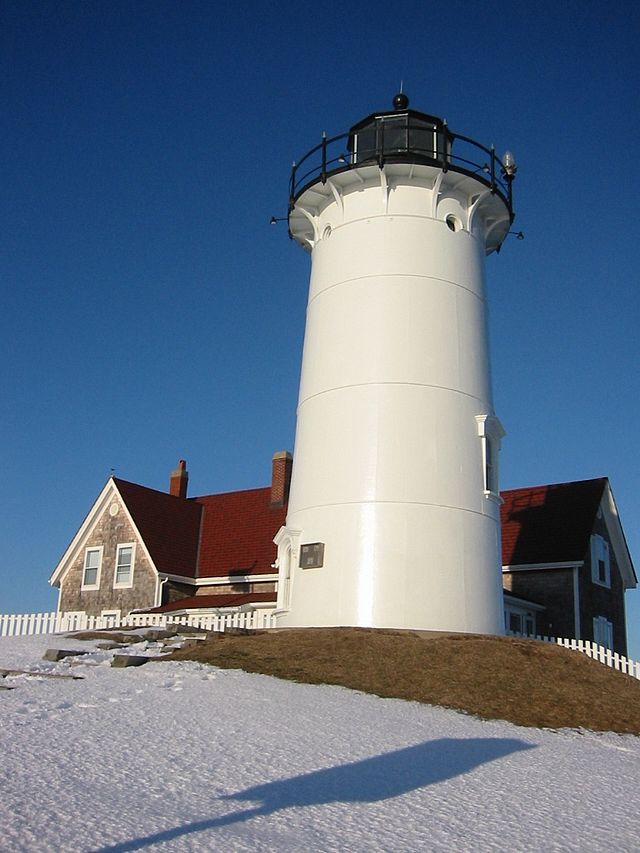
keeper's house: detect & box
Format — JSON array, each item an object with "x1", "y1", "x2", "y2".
[{"x1": 50, "y1": 458, "x2": 635, "y2": 655}]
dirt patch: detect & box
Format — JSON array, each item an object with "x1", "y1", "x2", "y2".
[{"x1": 163, "y1": 627, "x2": 640, "y2": 734}]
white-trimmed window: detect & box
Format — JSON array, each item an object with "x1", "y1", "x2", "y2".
[
  {"x1": 593, "y1": 616, "x2": 613, "y2": 650},
  {"x1": 114, "y1": 543, "x2": 135, "y2": 588},
  {"x1": 476, "y1": 415, "x2": 506, "y2": 499},
  {"x1": 505, "y1": 607, "x2": 535, "y2": 636},
  {"x1": 100, "y1": 610, "x2": 121, "y2": 628},
  {"x1": 590, "y1": 534, "x2": 610, "y2": 588},
  {"x1": 81, "y1": 546, "x2": 103, "y2": 590}
]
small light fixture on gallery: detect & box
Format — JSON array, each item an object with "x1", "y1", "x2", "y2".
[{"x1": 502, "y1": 150, "x2": 517, "y2": 178}]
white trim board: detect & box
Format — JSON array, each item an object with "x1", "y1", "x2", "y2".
[
  {"x1": 49, "y1": 479, "x2": 159, "y2": 589},
  {"x1": 154, "y1": 602, "x2": 276, "y2": 617},
  {"x1": 158, "y1": 572, "x2": 279, "y2": 586},
  {"x1": 503, "y1": 593, "x2": 546, "y2": 612},
  {"x1": 503, "y1": 561, "x2": 583, "y2": 573},
  {"x1": 600, "y1": 483, "x2": 637, "y2": 589}
]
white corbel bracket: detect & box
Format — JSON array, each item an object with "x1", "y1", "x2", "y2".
[{"x1": 296, "y1": 206, "x2": 320, "y2": 248}]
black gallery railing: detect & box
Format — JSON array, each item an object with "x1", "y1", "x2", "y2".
[{"x1": 289, "y1": 121, "x2": 514, "y2": 218}]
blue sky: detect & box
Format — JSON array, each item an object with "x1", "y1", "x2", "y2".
[{"x1": 3, "y1": 1, "x2": 639, "y2": 654}]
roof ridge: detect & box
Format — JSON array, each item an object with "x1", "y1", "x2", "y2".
[
  {"x1": 191, "y1": 485, "x2": 271, "y2": 502},
  {"x1": 501, "y1": 477, "x2": 607, "y2": 494},
  {"x1": 113, "y1": 477, "x2": 184, "y2": 499}
]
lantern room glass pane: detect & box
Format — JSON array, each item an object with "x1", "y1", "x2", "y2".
[
  {"x1": 408, "y1": 122, "x2": 438, "y2": 157},
  {"x1": 352, "y1": 114, "x2": 442, "y2": 164},
  {"x1": 380, "y1": 115, "x2": 408, "y2": 153},
  {"x1": 354, "y1": 125, "x2": 377, "y2": 161}
]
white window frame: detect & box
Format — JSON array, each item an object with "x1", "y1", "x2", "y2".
[
  {"x1": 81, "y1": 546, "x2": 103, "y2": 590},
  {"x1": 113, "y1": 543, "x2": 135, "y2": 589},
  {"x1": 100, "y1": 609, "x2": 121, "y2": 628},
  {"x1": 476, "y1": 415, "x2": 506, "y2": 501},
  {"x1": 504, "y1": 605, "x2": 536, "y2": 636},
  {"x1": 593, "y1": 615, "x2": 613, "y2": 650},
  {"x1": 58, "y1": 611, "x2": 88, "y2": 633},
  {"x1": 590, "y1": 534, "x2": 611, "y2": 588}
]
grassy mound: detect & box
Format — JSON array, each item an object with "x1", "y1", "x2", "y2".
[{"x1": 163, "y1": 627, "x2": 640, "y2": 734}]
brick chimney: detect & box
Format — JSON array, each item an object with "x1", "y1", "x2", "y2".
[
  {"x1": 271, "y1": 451, "x2": 292, "y2": 508},
  {"x1": 169, "y1": 459, "x2": 189, "y2": 499}
]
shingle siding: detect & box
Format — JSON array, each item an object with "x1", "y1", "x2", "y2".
[
  {"x1": 579, "y1": 514, "x2": 628, "y2": 656},
  {"x1": 58, "y1": 499, "x2": 157, "y2": 616},
  {"x1": 195, "y1": 581, "x2": 276, "y2": 596},
  {"x1": 503, "y1": 568, "x2": 575, "y2": 639}
]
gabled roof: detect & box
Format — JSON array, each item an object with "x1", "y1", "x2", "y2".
[
  {"x1": 500, "y1": 478, "x2": 607, "y2": 567},
  {"x1": 114, "y1": 479, "x2": 202, "y2": 577},
  {"x1": 500, "y1": 478, "x2": 636, "y2": 588},
  {"x1": 113, "y1": 480, "x2": 287, "y2": 580},
  {"x1": 53, "y1": 469, "x2": 635, "y2": 605}
]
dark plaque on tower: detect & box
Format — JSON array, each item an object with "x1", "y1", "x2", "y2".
[{"x1": 299, "y1": 543, "x2": 325, "y2": 569}]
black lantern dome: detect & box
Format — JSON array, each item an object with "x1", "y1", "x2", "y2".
[{"x1": 288, "y1": 94, "x2": 515, "y2": 222}]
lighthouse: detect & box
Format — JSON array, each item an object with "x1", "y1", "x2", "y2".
[{"x1": 274, "y1": 94, "x2": 516, "y2": 634}]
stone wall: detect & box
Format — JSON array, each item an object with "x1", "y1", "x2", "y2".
[{"x1": 59, "y1": 497, "x2": 157, "y2": 617}]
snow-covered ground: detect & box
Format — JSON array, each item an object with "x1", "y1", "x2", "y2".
[{"x1": 0, "y1": 634, "x2": 638, "y2": 853}]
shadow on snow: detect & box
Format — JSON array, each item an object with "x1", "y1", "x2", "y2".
[{"x1": 94, "y1": 737, "x2": 535, "y2": 852}]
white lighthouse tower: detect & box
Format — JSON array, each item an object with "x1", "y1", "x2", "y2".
[{"x1": 275, "y1": 94, "x2": 516, "y2": 634}]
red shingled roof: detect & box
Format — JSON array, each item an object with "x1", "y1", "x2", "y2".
[
  {"x1": 194, "y1": 487, "x2": 286, "y2": 578},
  {"x1": 500, "y1": 478, "x2": 606, "y2": 566},
  {"x1": 117, "y1": 472, "x2": 609, "y2": 595},
  {"x1": 143, "y1": 591, "x2": 277, "y2": 613},
  {"x1": 113, "y1": 479, "x2": 286, "y2": 581},
  {"x1": 114, "y1": 479, "x2": 202, "y2": 577}
]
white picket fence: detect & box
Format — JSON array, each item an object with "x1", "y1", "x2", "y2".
[
  {"x1": 507, "y1": 632, "x2": 640, "y2": 680},
  {"x1": 1, "y1": 610, "x2": 639, "y2": 681},
  {"x1": 0, "y1": 609, "x2": 277, "y2": 638}
]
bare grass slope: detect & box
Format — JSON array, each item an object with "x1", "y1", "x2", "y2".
[{"x1": 164, "y1": 628, "x2": 640, "y2": 734}]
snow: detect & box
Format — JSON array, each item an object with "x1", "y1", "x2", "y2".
[{"x1": 1, "y1": 634, "x2": 638, "y2": 852}]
